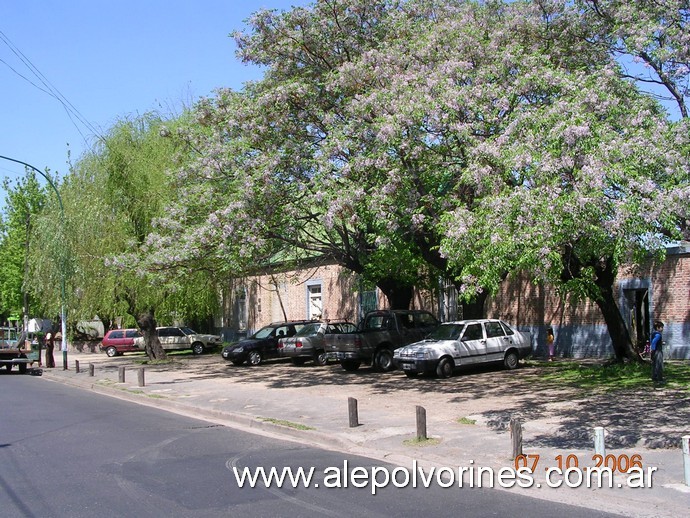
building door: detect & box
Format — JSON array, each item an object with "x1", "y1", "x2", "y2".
[{"x1": 625, "y1": 288, "x2": 650, "y2": 354}]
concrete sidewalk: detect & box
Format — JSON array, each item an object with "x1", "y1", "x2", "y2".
[{"x1": 38, "y1": 351, "x2": 690, "y2": 517}]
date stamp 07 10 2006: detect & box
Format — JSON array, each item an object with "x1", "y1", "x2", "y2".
[{"x1": 514, "y1": 453, "x2": 657, "y2": 489}]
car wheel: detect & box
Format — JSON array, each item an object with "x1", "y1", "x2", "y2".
[
  {"x1": 231, "y1": 359, "x2": 244, "y2": 366},
  {"x1": 504, "y1": 350, "x2": 519, "y2": 370},
  {"x1": 248, "y1": 351, "x2": 262, "y2": 366},
  {"x1": 313, "y1": 350, "x2": 328, "y2": 366},
  {"x1": 341, "y1": 360, "x2": 361, "y2": 372},
  {"x1": 291, "y1": 357, "x2": 307, "y2": 366},
  {"x1": 191, "y1": 342, "x2": 205, "y2": 355},
  {"x1": 374, "y1": 349, "x2": 394, "y2": 372},
  {"x1": 106, "y1": 346, "x2": 118, "y2": 358},
  {"x1": 436, "y1": 357, "x2": 453, "y2": 378}
]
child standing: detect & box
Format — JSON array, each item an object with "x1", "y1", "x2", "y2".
[{"x1": 546, "y1": 328, "x2": 555, "y2": 361}]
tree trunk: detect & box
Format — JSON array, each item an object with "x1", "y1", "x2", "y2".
[
  {"x1": 376, "y1": 278, "x2": 414, "y2": 310},
  {"x1": 561, "y1": 247, "x2": 640, "y2": 363},
  {"x1": 136, "y1": 308, "x2": 167, "y2": 360},
  {"x1": 593, "y1": 263, "x2": 640, "y2": 363}
]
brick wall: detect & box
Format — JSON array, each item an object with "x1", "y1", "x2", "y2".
[
  {"x1": 486, "y1": 251, "x2": 690, "y2": 359},
  {"x1": 219, "y1": 250, "x2": 689, "y2": 358}
]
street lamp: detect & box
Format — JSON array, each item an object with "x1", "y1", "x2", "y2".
[{"x1": 0, "y1": 154, "x2": 69, "y2": 369}]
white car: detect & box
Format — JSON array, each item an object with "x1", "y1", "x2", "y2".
[
  {"x1": 393, "y1": 319, "x2": 531, "y2": 378},
  {"x1": 134, "y1": 326, "x2": 222, "y2": 355}
]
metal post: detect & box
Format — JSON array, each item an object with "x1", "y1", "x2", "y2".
[
  {"x1": 682, "y1": 435, "x2": 690, "y2": 487},
  {"x1": 594, "y1": 426, "x2": 606, "y2": 457}
]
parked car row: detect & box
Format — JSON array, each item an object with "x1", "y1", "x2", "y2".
[
  {"x1": 219, "y1": 311, "x2": 532, "y2": 377},
  {"x1": 99, "y1": 313, "x2": 532, "y2": 378},
  {"x1": 99, "y1": 326, "x2": 222, "y2": 356}
]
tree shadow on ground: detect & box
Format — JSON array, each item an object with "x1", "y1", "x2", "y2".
[{"x1": 98, "y1": 354, "x2": 690, "y2": 450}]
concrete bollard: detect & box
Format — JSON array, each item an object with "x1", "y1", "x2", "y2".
[
  {"x1": 118, "y1": 365, "x2": 125, "y2": 383},
  {"x1": 348, "y1": 397, "x2": 359, "y2": 428},
  {"x1": 75, "y1": 360, "x2": 80, "y2": 374},
  {"x1": 594, "y1": 426, "x2": 606, "y2": 457},
  {"x1": 89, "y1": 363, "x2": 95, "y2": 376},
  {"x1": 681, "y1": 435, "x2": 690, "y2": 486},
  {"x1": 416, "y1": 405, "x2": 427, "y2": 440},
  {"x1": 137, "y1": 368, "x2": 145, "y2": 387},
  {"x1": 510, "y1": 418, "x2": 523, "y2": 459}
]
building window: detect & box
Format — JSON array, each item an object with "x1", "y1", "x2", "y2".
[
  {"x1": 307, "y1": 284, "x2": 323, "y2": 320},
  {"x1": 237, "y1": 288, "x2": 247, "y2": 331},
  {"x1": 359, "y1": 280, "x2": 377, "y2": 321},
  {"x1": 440, "y1": 279, "x2": 459, "y2": 322}
]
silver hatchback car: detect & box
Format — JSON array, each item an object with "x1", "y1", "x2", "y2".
[
  {"x1": 393, "y1": 319, "x2": 532, "y2": 378},
  {"x1": 278, "y1": 320, "x2": 356, "y2": 366}
]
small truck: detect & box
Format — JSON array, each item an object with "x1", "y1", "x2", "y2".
[
  {"x1": 0, "y1": 327, "x2": 39, "y2": 374},
  {"x1": 324, "y1": 310, "x2": 439, "y2": 372}
]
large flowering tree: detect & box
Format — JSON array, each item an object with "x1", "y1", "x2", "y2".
[
  {"x1": 149, "y1": 0, "x2": 432, "y2": 309},
  {"x1": 146, "y1": 0, "x2": 688, "y2": 361}
]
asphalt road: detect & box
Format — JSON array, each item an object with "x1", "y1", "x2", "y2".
[{"x1": 0, "y1": 373, "x2": 618, "y2": 517}]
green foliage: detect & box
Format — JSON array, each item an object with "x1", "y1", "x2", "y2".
[
  {"x1": 27, "y1": 111, "x2": 221, "y2": 328},
  {"x1": 0, "y1": 171, "x2": 51, "y2": 320}
]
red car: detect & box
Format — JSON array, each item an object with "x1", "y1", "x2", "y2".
[{"x1": 100, "y1": 329, "x2": 142, "y2": 357}]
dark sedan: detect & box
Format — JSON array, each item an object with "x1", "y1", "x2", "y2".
[{"x1": 221, "y1": 321, "x2": 311, "y2": 366}]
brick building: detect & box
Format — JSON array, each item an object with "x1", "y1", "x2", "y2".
[
  {"x1": 218, "y1": 245, "x2": 690, "y2": 359},
  {"x1": 486, "y1": 244, "x2": 689, "y2": 359}
]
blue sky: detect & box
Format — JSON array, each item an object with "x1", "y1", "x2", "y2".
[{"x1": 0, "y1": 0, "x2": 306, "y2": 210}]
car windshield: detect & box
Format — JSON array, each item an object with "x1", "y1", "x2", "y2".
[
  {"x1": 295, "y1": 323, "x2": 322, "y2": 337},
  {"x1": 180, "y1": 327, "x2": 196, "y2": 336},
  {"x1": 427, "y1": 324, "x2": 463, "y2": 341},
  {"x1": 253, "y1": 326, "x2": 275, "y2": 339}
]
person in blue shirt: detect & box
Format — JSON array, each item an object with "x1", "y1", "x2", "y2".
[{"x1": 650, "y1": 321, "x2": 665, "y2": 384}]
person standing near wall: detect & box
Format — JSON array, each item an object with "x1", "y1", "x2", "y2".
[
  {"x1": 650, "y1": 321, "x2": 665, "y2": 385},
  {"x1": 546, "y1": 327, "x2": 555, "y2": 361}
]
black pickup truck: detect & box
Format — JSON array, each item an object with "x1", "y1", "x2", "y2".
[{"x1": 323, "y1": 310, "x2": 439, "y2": 372}]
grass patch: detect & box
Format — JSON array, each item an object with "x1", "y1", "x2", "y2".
[
  {"x1": 403, "y1": 437, "x2": 441, "y2": 447},
  {"x1": 534, "y1": 360, "x2": 690, "y2": 392},
  {"x1": 259, "y1": 417, "x2": 315, "y2": 431},
  {"x1": 457, "y1": 417, "x2": 476, "y2": 425}
]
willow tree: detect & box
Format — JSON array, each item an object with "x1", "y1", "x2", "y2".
[{"x1": 29, "y1": 112, "x2": 220, "y2": 360}]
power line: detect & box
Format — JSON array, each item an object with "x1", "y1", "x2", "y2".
[{"x1": 0, "y1": 29, "x2": 105, "y2": 144}]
